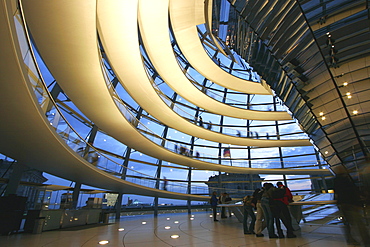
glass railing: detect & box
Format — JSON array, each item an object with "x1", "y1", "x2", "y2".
[
  {"x1": 16, "y1": 1, "x2": 326, "y2": 199},
  {"x1": 14, "y1": 5, "x2": 210, "y2": 196},
  {"x1": 82, "y1": 65, "x2": 314, "y2": 169},
  {"x1": 143, "y1": 68, "x2": 307, "y2": 140},
  {"x1": 197, "y1": 26, "x2": 258, "y2": 82},
  {"x1": 175, "y1": 55, "x2": 276, "y2": 110}
]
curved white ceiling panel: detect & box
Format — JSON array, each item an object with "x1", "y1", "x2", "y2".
[
  {"x1": 16, "y1": 0, "x2": 323, "y2": 179},
  {"x1": 170, "y1": 0, "x2": 272, "y2": 95},
  {"x1": 0, "y1": 1, "x2": 209, "y2": 200},
  {"x1": 97, "y1": 0, "x2": 309, "y2": 147},
  {"x1": 138, "y1": 0, "x2": 290, "y2": 121}
]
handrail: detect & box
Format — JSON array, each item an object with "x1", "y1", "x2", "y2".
[
  {"x1": 98, "y1": 53, "x2": 314, "y2": 162},
  {"x1": 127, "y1": 60, "x2": 308, "y2": 139},
  {"x1": 15, "y1": 3, "x2": 209, "y2": 195},
  {"x1": 16, "y1": 0, "x2": 328, "y2": 193}
]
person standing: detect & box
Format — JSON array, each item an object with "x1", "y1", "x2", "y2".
[
  {"x1": 334, "y1": 169, "x2": 370, "y2": 246},
  {"x1": 219, "y1": 192, "x2": 228, "y2": 218},
  {"x1": 210, "y1": 191, "x2": 219, "y2": 222},
  {"x1": 243, "y1": 195, "x2": 256, "y2": 234},
  {"x1": 253, "y1": 188, "x2": 266, "y2": 237},
  {"x1": 272, "y1": 182, "x2": 296, "y2": 238},
  {"x1": 225, "y1": 193, "x2": 232, "y2": 217},
  {"x1": 198, "y1": 116, "x2": 203, "y2": 127},
  {"x1": 261, "y1": 183, "x2": 278, "y2": 238},
  {"x1": 162, "y1": 177, "x2": 168, "y2": 191},
  {"x1": 195, "y1": 151, "x2": 200, "y2": 159}
]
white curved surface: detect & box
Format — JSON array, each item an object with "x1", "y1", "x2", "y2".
[
  {"x1": 170, "y1": 0, "x2": 271, "y2": 95},
  {"x1": 97, "y1": 0, "x2": 310, "y2": 147},
  {"x1": 138, "y1": 0, "x2": 289, "y2": 121},
  {"x1": 18, "y1": 0, "x2": 328, "y2": 177},
  {"x1": 0, "y1": 0, "x2": 206, "y2": 201}
]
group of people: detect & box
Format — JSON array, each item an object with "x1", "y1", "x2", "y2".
[
  {"x1": 210, "y1": 171, "x2": 370, "y2": 245},
  {"x1": 174, "y1": 144, "x2": 191, "y2": 156},
  {"x1": 210, "y1": 192, "x2": 232, "y2": 221},
  {"x1": 174, "y1": 144, "x2": 200, "y2": 158},
  {"x1": 198, "y1": 117, "x2": 275, "y2": 140},
  {"x1": 210, "y1": 182, "x2": 296, "y2": 238},
  {"x1": 234, "y1": 130, "x2": 271, "y2": 140},
  {"x1": 243, "y1": 182, "x2": 297, "y2": 238},
  {"x1": 197, "y1": 116, "x2": 212, "y2": 130}
]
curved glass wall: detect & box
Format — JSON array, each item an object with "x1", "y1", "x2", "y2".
[{"x1": 0, "y1": 1, "x2": 330, "y2": 207}]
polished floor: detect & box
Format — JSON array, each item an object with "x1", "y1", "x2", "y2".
[{"x1": 0, "y1": 211, "x2": 358, "y2": 247}]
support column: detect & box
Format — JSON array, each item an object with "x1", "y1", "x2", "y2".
[
  {"x1": 315, "y1": 151, "x2": 328, "y2": 192},
  {"x1": 274, "y1": 97, "x2": 287, "y2": 186},
  {"x1": 187, "y1": 135, "x2": 196, "y2": 214},
  {"x1": 115, "y1": 193, "x2": 123, "y2": 219},
  {"x1": 153, "y1": 197, "x2": 159, "y2": 217},
  {"x1": 187, "y1": 166, "x2": 192, "y2": 214},
  {"x1": 246, "y1": 96, "x2": 254, "y2": 191},
  {"x1": 71, "y1": 182, "x2": 81, "y2": 209},
  {"x1": 4, "y1": 163, "x2": 27, "y2": 196}
]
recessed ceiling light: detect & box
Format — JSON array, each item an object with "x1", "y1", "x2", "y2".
[
  {"x1": 353, "y1": 110, "x2": 358, "y2": 115},
  {"x1": 167, "y1": 218, "x2": 170, "y2": 220},
  {"x1": 98, "y1": 240, "x2": 109, "y2": 245},
  {"x1": 171, "y1": 235, "x2": 180, "y2": 239},
  {"x1": 343, "y1": 82, "x2": 348, "y2": 86},
  {"x1": 165, "y1": 226, "x2": 171, "y2": 229},
  {"x1": 321, "y1": 116, "x2": 326, "y2": 120},
  {"x1": 319, "y1": 112, "x2": 324, "y2": 116},
  {"x1": 142, "y1": 221, "x2": 147, "y2": 225},
  {"x1": 174, "y1": 221, "x2": 179, "y2": 224},
  {"x1": 118, "y1": 228, "x2": 124, "y2": 231}
]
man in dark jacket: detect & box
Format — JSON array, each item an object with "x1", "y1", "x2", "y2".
[
  {"x1": 334, "y1": 170, "x2": 370, "y2": 246},
  {"x1": 210, "y1": 191, "x2": 219, "y2": 222},
  {"x1": 272, "y1": 182, "x2": 296, "y2": 238}
]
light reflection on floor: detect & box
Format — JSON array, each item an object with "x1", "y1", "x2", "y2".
[{"x1": 0, "y1": 210, "x2": 358, "y2": 247}]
